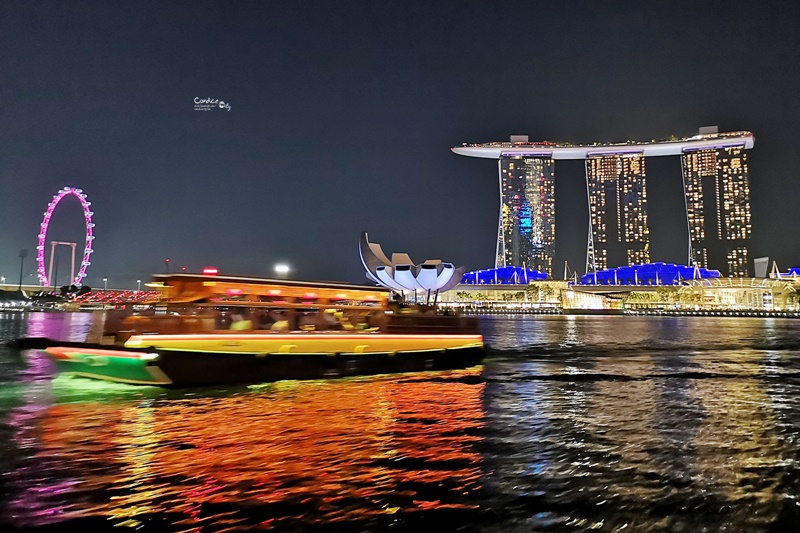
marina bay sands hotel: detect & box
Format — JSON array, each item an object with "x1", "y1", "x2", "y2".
[{"x1": 452, "y1": 127, "x2": 754, "y2": 277}]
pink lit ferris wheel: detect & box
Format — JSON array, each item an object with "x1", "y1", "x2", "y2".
[{"x1": 36, "y1": 187, "x2": 95, "y2": 287}]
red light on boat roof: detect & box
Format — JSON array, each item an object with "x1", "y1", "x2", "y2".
[
  {"x1": 226, "y1": 288, "x2": 243, "y2": 296},
  {"x1": 202, "y1": 267, "x2": 218, "y2": 275},
  {"x1": 303, "y1": 292, "x2": 318, "y2": 299},
  {"x1": 333, "y1": 293, "x2": 348, "y2": 300}
]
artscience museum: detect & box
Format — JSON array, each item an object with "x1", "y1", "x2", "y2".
[{"x1": 359, "y1": 232, "x2": 464, "y2": 302}]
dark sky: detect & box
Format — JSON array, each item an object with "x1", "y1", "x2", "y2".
[{"x1": 2, "y1": 1, "x2": 799, "y2": 288}]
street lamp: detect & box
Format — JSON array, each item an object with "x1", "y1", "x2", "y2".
[
  {"x1": 103, "y1": 277, "x2": 108, "y2": 291},
  {"x1": 274, "y1": 264, "x2": 290, "y2": 279},
  {"x1": 137, "y1": 279, "x2": 141, "y2": 291},
  {"x1": 18, "y1": 249, "x2": 27, "y2": 290}
]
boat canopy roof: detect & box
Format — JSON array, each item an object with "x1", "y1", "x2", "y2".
[{"x1": 148, "y1": 273, "x2": 390, "y2": 307}]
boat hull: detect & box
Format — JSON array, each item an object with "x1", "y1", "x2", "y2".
[{"x1": 44, "y1": 334, "x2": 486, "y2": 387}]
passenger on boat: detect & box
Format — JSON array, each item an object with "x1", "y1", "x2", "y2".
[
  {"x1": 229, "y1": 312, "x2": 253, "y2": 331},
  {"x1": 270, "y1": 320, "x2": 290, "y2": 331},
  {"x1": 256, "y1": 310, "x2": 275, "y2": 330},
  {"x1": 315, "y1": 309, "x2": 341, "y2": 331},
  {"x1": 298, "y1": 312, "x2": 317, "y2": 330},
  {"x1": 334, "y1": 310, "x2": 356, "y2": 330},
  {"x1": 366, "y1": 310, "x2": 387, "y2": 330},
  {"x1": 269, "y1": 311, "x2": 291, "y2": 331}
]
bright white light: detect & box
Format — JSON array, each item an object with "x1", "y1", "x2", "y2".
[{"x1": 274, "y1": 264, "x2": 290, "y2": 275}]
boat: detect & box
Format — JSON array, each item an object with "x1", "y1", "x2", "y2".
[{"x1": 22, "y1": 273, "x2": 485, "y2": 387}]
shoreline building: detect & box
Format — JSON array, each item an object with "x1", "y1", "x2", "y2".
[
  {"x1": 497, "y1": 147, "x2": 556, "y2": 273},
  {"x1": 681, "y1": 132, "x2": 753, "y2": 276},
  {"x1": 452, "y1": 128, "x2": 755, "y2": 277},
  {"x1": 586, "y1": 153, "x2": 649, "y2": 271}
]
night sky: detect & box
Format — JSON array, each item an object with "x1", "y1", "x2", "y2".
[{"x1": 2, "y1": 1, "x2": 799, "y2": 288}]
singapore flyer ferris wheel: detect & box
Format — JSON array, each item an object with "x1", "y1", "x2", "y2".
[{"x1": 36, "y1": 187, "x2": 95, "y2": 287}]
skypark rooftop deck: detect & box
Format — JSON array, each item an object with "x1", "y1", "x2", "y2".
[{"x1": 452, "y1": 130, "x2": 755, "y2": 160}]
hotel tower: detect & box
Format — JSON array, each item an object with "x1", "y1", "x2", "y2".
[
  {"x1": 452, "y1": 128, "x2": 754, "y2": 277},
  {"x1": 497, "y1": 154, "x2": 556, "y2": 274},
  {"x1": 585, "y1": 153, "x2": 649, "y2": 272},
  {"x1": 681, "y1": 145, "x2": 752, "y2": 276}
]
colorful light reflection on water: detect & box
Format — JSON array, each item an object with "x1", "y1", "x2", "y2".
[
  {"x1": 4, "y1": 369, "x2": 485, "y2": 530},
  {"x1": 2, "y1": 312, "x2": 800, "y2": 531}
]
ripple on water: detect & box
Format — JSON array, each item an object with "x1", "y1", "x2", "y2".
[{"x1": 1, "y1": 314, "x2": 800, "y2": 531}]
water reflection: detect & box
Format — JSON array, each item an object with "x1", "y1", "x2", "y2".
[
  {"x1": 3, "y1": 370, "x2": 485, "y2": 530},
  {"x1": 25, "y1": 311, "x2": 94, "y2": 342},
  {"x1": 478, "y1": 316, "x2": 800, "y2": 531},
  {"x1": 687, "y1": 351, "x2": 789, "y2": 530},
  {"x1": 2, "y1": 314, "x2": 800, "y2": 531},
  {"x1": 0, "y1": 312, "x2": 27, "y2": 343}
]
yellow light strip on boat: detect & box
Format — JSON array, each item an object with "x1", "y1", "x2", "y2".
[{"x1": 128, "y1": 333, "x2": 482, "y2": 342}]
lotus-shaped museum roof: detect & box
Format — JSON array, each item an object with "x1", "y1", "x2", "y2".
[{"x1": 359, "y1": 232, "x2": 465, "y2": 294}]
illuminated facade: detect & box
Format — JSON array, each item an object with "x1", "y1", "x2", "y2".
[
  {"x1": 585, "y1": 154, "x2": 649, "y2": 272},
  {"x1": 496, "y1": 157, "x2": 556, "y2": 275},
  {"x1": 682, "y1": 146, "x2": 752, "y2": 276},
  {"x1": 579, "y1": 262, "x2": 719, "y2": 286},
  {"x1": 452, "y1": 130, "x2": 755, "y2": 277}
]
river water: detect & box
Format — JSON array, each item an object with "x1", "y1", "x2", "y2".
[{"x1": 0, "y1": 311, "x2": 799, "y2": 532}]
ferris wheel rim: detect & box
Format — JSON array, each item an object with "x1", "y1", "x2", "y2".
[{"x1": 36, "y1": 187, "x2": 95, "y2": 287}]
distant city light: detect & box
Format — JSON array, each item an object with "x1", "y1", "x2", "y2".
[
  {"x1": 202, "y1": 267, "x2": 219, "y2": 275},
  {"x1": 274, "y1": 264, "x2": 290, "y2": 275}
]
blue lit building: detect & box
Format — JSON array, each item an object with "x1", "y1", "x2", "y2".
[
  {"x1": 774, "y1": 267, "x2": 800, "y2": 280},
  {"x1": 578, "y1": 262, "x2": 720, "y2": 286},
  {"x1": 461, "y1": 266, "x2": 548, "y2": 285}
]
